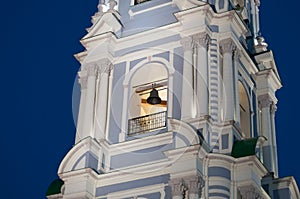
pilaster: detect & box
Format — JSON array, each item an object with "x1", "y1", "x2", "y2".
[
  {"x1": 94, "y1": 59, "x2": 113, "y2": 141},
  {"x1": 258, "y1": 94, "x2": 278, "y2": 176},
  {"x1": 76, "y1": 72, "x2": 88, "y2": 143},
  {"x1": 82, "y1": 63, "x2": 98, "y2": 139},
  {"x1": 233, "y1": 49, "x2": 241, "y2": 124}
]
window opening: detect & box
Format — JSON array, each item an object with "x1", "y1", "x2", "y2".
[
  {"x1": 128, "y1": 78, "x2": 168, "y2": 135},
  {"x1": 238, "y1": 81, "x2": 251, "y2": 138}
]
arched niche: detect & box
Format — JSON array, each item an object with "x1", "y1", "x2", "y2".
[{"x1": 128, "y1": 62, "x2": 168, "y2": 118}]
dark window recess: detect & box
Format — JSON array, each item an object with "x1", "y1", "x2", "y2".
[{"x1": 135, "y1": 0, "x2": 151, "y2": 5}]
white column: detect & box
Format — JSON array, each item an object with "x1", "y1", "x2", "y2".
[
  {"x1": 95, "y1": 60, "x2": 113, "y2": 141},
  {"x1": 180, "y1": 37, "x2": 194, "y2": 120},
  {"x1": 76, "y1": 72, "x2": 88, "y2": 143},
  {"x1": 82, "y1": 64, "x2": 98, "y2": 138},
  {"x1": 270, "y1": 102, "x2": 278, "y2": 177},
  {"x1": 233, "y1": 50, "x2": 241, "y2": 123},
  {"x1": 193, "y1": 33, "x2": 210, "y2": 118},
  {"x1": 220, "y1": 39, "x2": 236, "y2": 121},
  {"x1": 258, "y1": 94, "x2": 276, "y2": 173}
]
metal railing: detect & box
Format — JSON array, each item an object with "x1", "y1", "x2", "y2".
[{"x1": 128, "y1": 111, "x2": 167, "y2": 135}]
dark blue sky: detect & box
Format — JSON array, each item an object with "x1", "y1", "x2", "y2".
[{"x1": 0, "y1": 1, "x2": 299, "y2": 198}]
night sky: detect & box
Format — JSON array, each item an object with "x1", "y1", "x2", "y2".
[{"x1": 0, "y1": 1, "x2": 299, "y2": 198}]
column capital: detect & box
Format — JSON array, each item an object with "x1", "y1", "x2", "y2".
[
  {"x1": 84, "y1": 59, "x2": 113, "y2": 77},
  {"x1": 96, "y1": 58, "x2": 113, "y2": 76},
  {"x1": 169, "y1": 179, "x2": 184, "y2": 196},
  {"x1": 192, "y1": 32, "x2": 210, "y2": 49},
  {"x1": 185, "y1": 175, "x2": 205, "y2": 194},
  {"x1": 86, "y1": 63, "x2": 99, "y2": 76},
  {"x1": 258, "y1": 94, "x2": 273, "y2": 109},
  {"x1": 239, "y1": 185, "x2": 263, "y2": 199},
  {"x1": 220, "y1": 38, "x2": 236, "y2": 55},
  {"x1": 180, "y1": 36, "x2": 194, "y2": 51}
]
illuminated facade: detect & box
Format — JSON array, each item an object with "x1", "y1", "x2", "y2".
[{"x1": 46, "y1": 0, "x2": 300, "y2": 198}]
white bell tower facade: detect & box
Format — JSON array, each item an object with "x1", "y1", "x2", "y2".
[{"x1": 46, "y1": 0, "x2": 299, "y2": 198}]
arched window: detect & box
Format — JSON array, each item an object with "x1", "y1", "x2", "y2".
[
  {"x1": 128, "y1": 62, "x2": 168, "y2": 135},
  {"x1": 238, "y1": 81, "x2": 251, "y2": 138}
]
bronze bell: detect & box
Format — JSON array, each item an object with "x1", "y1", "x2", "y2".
[{"x1": 146, "y1": 85, "x2": 161, "y2": 105}]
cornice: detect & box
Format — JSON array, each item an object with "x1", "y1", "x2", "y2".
[
  {"x1": 254, "y1": 68, "x2": 282, "y2": 92},
  {"x1": 59, "y1": 166, "x2": 99, "y2": 181},
  {"x1": 206, "y1": 153, "x2": 268, "y2": 176},
  {"x1": 192, "y1": 32, "x2": 210, "y2": 49}
]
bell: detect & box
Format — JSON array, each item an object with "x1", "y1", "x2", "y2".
[{"x1": 146, "y1": 86, "x2": 162, "y2": 105}]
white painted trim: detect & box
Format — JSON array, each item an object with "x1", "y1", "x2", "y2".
[{"x1": 129, "y1": 2, "x2": 173, "y2": 19}]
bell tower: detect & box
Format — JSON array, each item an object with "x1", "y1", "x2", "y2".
[{"x1": 46, "y1": 0, "x2": 299, "y2": 198}]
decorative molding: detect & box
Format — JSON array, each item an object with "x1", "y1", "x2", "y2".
[
  {"x1": 258, "y1": 94, "x2": 272, "y2": 109},
  {"x1": 220, "y1": 38, "x2": 236, "y2": 55},
  {"x1": 192, "y1": 33, "x2": 210, "y2": 49},
  {"x1": 180, "y1": 37, "x2": 193, "y2": 51}
]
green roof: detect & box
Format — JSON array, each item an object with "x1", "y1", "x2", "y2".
[
  {"x1": 231, "y1": 137, "x2": 259, "y2": 158},
  {"x1": 46, "y1": 179, "x2": 64, "y2": 196}
]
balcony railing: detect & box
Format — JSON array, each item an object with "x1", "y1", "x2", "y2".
[{"x1": 128, "y1": 111, "x2": 167, "y2": 135}]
